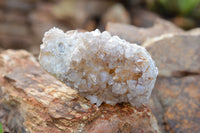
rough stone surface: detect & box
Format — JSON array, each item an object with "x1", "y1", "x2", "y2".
[
  {"x1": 106, "y1": 18, "x2": 183, "y2": 45},
  {"x1": 165, "y1": 82, "x2": 200, "y2": 133},
  {"x1": 39, "y1": 28, "x2": 158, "y2": 107},
  {"x1": 149, "y1": 77, "x2": 183, "y2": 133},
  {"x1": 0, "y1": 49, "x2": 160, "y2": 133},
  {"x1": 148, "y1": 93, "x2": 165, "y2": 133},
  {"x1": 143, "y1": 34, "x2": 200, "y2": 77},
  {"x1": 0, "y1": 89, "x2": 10, "y2": 133},
  {"x1": 150, "y1": 76, "x2": 200, "y2": 133}
]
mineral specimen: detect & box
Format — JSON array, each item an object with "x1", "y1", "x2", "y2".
[{"x1": 39, "y1": 27, "x2": 158, "y2": 107}]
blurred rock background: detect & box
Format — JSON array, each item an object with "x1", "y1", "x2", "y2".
[
  {"x1": 1, "y1": 0, "x2": 200, "y2": 133},
  {"x1": 1, "y1": 0, "x2": 200, "y2": 56}
]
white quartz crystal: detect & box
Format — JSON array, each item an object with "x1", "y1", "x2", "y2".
[{"x1": 39, "y1": 27, "x2": 158, "y2": 107}]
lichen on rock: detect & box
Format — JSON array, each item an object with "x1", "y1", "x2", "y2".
[{"x1": 39, "y1": 27, "x2": 158, "y2": 107}]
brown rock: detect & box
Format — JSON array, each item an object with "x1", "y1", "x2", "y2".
[
  {"x1": 2, "y1": 0, "x2": 34, "y2": 11},
  {"x1": 149, "y1": 76, "x2": 182, "y2": 133},
  {"x1": 150, "y1": 76, "x2": 185, "y2": 132},
  {"x1": 102, "y1": 3, "x2": 131, "y2": 25},
  {"x1": 82, "y1": 19, "x2": 96, "y2": 31},
  {"x1": 164, "y1": 76, "x2": 200, "y2": 133},
  {"x1": 0, "y1": 89, "x2": 10, "y2": 132},
  {"x1": 149, "y1": 94, "x2": 165, "y2": 133},
  {"x1": 153, "y1": 77, "x2": 183, "y2": 108},
  {"x1": 150, "y1": 76, "x2": 200, "y2": 133},
  {"x1": 131, "y1": 8, "x2": 160, "y2": 28},
  {"x1": 143, "y1": 34, "x2": 200, "y2": 77},
  {"x1": 106, "y1": 16, "x2": 183, "y2": 45},
  {"x1": 0, "y1": 31, "x2": 34, "y2": 50},
  {"x1": 0, "y1": 50, "x2": 160, "y2": 133},
  {"x1": 0, "y1": 0, "x2": 113, "y2": 56},
  {"x1": 0, "y1": 11, "x2": 27, "y2": 24},
  {"x1": 52, "y1": 0, "x2": 113, "y2": 28},
  {"x1": 0, "y1": 6, "x2": 37, "y2": 55},
  {"x1": 80, "y1": 0, "x2": 114, "y2": 18},
  {"x1": 172, "y1": 16, "x2": 196, "y2": 30}
]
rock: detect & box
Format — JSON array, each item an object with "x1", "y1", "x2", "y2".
[
  {"x1": 52, "y1": 0, "x2": 113, "y2": 28},
  {"x1": 2, "y1": 0, "x2": 34, "y2": 11},
  {"x1": 143, "y1": 33, "x2": 200, "y2": 77},
  {"x1": 165, "y1": 79, "x2": 200, "y2": 133},
  {"x1": 0, "y1": 3, "x2": 37, "y2": 55},
  {"x1": 0, "y1": 0, "x2": 113, "y2": 57},
  {"x1": 83, "y1": 19, "x2": 97, "y2": 31},
  {"x1": 0, "y1": 29, "x2": 34, "y2": 50},
  {"x1": 0, "y1": 11, "x2": 27, "y2": 24},
  {"x1": 148, "y1": 94, "x2": 165, "y2": 133},
  {"x1": 79, "y1": 0, "x2": 114, "y2": 18},
  {"x1": 0, "y1": 49, "x2": 160, "y2": 133},
  {"x1": 188, "y1": 28, "x2": 200, "y2": 35},
  {"x1": 0, "y1": 89, "x2": 10, "y2": 132},
  {"x1": 0, "y1": 7, "x2": 32, "y2": 48},
  {"x1": 172, "y1": 16, "x2": 196, "y2": 30},
  {"x1": 149, "y1": 76, "x2": 184, "y2": 132},
  {"x1": 102, "y1": 3, "x2": 131, "y2": 25},
  {"x1": 51, "y1": 0, "x2": 87, "y2": 27},
  {"x1": 106, "y1": 17, "x2": 183, "y2": 45},
  {"x1": 131, "y1": 8, "x2": 161, "y2": 28},
  {"x1": 150, "y1": 76, "x2": 200, "y2": 133},
  {"x1": 153, "y1": 77, "x2": 183, "y2": 109}
]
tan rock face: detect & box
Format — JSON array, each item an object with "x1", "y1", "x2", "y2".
[
  {"x1": 102, "y1": 3, "x2": 131, "y2": 25},
  {"x1": 39, "y1": 28, "x2": 158, "y2": 107},
  {"x1": 150, "y1": 76, "x2": 200, "y2": 133},
  {"x1": 163, "y1": 76, "x2": 200, "y2": 133},
  {"x1": 0, "y1": 50, "x2": 160, "y2": 133},
  {"x1": 106, "y1": 17, "x2": 183, "y2": 45},
  {"x1": 131, "y1": 8, "x2": 159, "y2": 28},
  {"x1": 143, "y1": 34, "x2": 200, "y2": 77}
]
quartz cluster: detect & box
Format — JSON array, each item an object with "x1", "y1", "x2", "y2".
[{"x1": 39, "y1": 28, "x2": 158, "y2": 107}]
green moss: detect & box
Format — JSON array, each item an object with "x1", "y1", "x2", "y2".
[
  {"x1": 147, "y1": 0, "x2": 200, "y2": 16},
  {"x1": 0, "y1": 122, "x2": 3, "y2": 133}
]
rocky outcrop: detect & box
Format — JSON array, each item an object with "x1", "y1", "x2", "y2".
[
  {"x1": 106, "y1": 14, "x2": 183, "y2": 45},
  {"x1": 0, "y1": 50, "x2": 160, "y2": 133},
  {"x1": 143, "y1": 33, "x2": 200, "y2": 77},
  {"x1": 151, "y1": 76, "x2": 200, "y2": 133}
]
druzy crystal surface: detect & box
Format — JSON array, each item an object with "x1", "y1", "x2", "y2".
[{"x1": 39, "y1": 28, "x2": 158, "y2": 107}]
